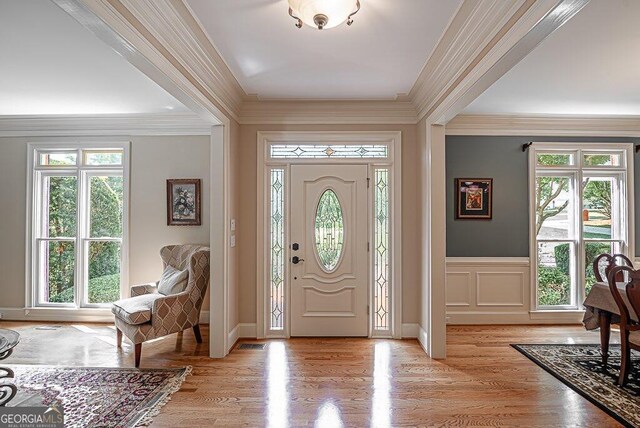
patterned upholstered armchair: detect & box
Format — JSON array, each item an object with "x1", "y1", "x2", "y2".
[{"x1": 112, "y1": 245, "x2": 210, "y2": 367}]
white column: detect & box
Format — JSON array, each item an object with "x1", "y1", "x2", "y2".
[
  {"x1": 419, "y1": 122, "x2": 447, "y2": 359},
  {"x1": 210, "y1": 124, "x2": 228, "y2": 358}
]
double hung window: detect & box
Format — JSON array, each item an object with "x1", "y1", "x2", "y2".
[
  {"x1": 30, "y1": 145, "x2": 128, "y2": 308},
  {"x1": 531, "y1": 144, "x2": 632, "y2": 309}
]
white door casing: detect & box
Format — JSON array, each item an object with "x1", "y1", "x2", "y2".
[{"x1": 290, "y1": 164, "x2": 369, "y2": 336}]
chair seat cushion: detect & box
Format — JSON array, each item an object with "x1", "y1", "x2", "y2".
[{"x1": 112, "y1": 294, "x2": 160, "y2": 325}]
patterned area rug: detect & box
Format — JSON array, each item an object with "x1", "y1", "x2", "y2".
[
  {"x1": 513, "y1": 344, "x2": 640, "y2": 428},
  {"x1": 7, "y1": 365, "x2": 191, "y2": 427}
]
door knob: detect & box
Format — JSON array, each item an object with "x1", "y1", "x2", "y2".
[{"x1": 292, "y1": 256, "x2": 305, "y2": 264}]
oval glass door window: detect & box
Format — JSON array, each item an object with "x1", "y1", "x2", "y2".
[{"x1": 314, "y1": 189, "x2": 345, "y2": 271}]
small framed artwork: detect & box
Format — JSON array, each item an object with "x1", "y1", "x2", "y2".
[
  {"x1": 455, "y1": 178, "x2": 493, "y2": 220},
  {"x1": 167, "y1": 179, "x2": 201, "y2": 226}
]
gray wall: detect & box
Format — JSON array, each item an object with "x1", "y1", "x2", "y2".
[{"x1": 446, "y1": 136, "x2": 638, "y2": 257}]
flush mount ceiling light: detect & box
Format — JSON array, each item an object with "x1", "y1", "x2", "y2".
[{"x1": 288, "y1": 0, "x2": 361, "y2": 30}]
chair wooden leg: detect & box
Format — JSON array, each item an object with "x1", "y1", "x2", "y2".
[
  {"x1": 599, "y1": 310, "x2": 611, "y2": 369},
  {"x1": 116, "y1": 328, "x2": 123, "y2": 348},
  {"x1": 134, "y1": 343, "x2": 142, "y2": 368},
  {"x1": 193, "y1": 324, "x2": 203, "y2": 343},
  {"x1": 619, "y1": 331, "x2": 631, "y2": 386}
]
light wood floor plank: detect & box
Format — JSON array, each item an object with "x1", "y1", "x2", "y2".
[{"x1": 0, "y1": 322, "x2": 624, "y2": 427}]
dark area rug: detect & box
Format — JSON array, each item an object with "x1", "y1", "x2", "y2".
[
  {"x1": 7, "y1": 365, "x2": 191, "y2": 427},
  {"x1": 513, "y1": 344, "x2": 640, "y2": 428}
]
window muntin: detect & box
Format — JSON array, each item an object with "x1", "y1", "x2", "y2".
[
  {"x1": 270, "y1": 144, "x2": 388, "y2": 159},
  {"x1": 84, "y1": 150, "x2": 124, "y2": 166},
  {"x1": 32, "y1": 146, "x2": 126, "y2": 308},
  {"x1": 533, "y1": 145, "x2": 630, "y2": 310}
]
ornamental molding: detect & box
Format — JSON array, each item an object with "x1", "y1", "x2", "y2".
[
  {"x1": 53, "y1": 0, "x2": 590, "y2": 126},
  {"x1": 0, "y1": 113, "x2": 212, "y2": 137},
  {"x1": 446, "y1": 115, "x2": 640, "y2": 137}
]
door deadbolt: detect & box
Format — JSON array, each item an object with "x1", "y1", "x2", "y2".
[{"x1": 292, "y1": 243, "x2": 299, "y2": 251}]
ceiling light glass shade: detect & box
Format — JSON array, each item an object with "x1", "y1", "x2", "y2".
[{"x1": 288, "y1": 0, "x2": 359, "y2": 30}]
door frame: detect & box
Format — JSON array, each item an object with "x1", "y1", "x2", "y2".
[{"x1": 256, "y1": 131, "x2": 402, "y2": 339}]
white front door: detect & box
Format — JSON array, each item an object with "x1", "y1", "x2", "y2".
[{"x1": 290, "y1": 164, "x2": 369, "y2": 336}]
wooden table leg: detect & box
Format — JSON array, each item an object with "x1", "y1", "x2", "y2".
[{"x1": 599, "y1": 310, "x2": 612, "y2": 369}]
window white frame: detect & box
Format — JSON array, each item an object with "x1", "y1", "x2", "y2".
[
  {"x1": 256, "y1": 131, "x2": 403, "y2": 339},
  {"x1": 529, "y1": 142, "x2": 634, "y2": 311},
  {"x1": 26, "y1": 142, "x2": 130, "y2": 310}
]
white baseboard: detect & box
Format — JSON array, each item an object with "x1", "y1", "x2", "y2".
[
  {"x1": 401, "y1": 323, "x2": 419, "y2": 338},
  {"x1": 446, "y1": 310, "x2": 584, "y2": 324},
  {"x1": 0, "y1": 307, "x2": 113, "y2": 322},
  {"x1": 227, "y1": 324, "x2": 239, "y2": 351},
  {"x1": 0, "y1": 307, "x2": 212, "y2": 325},
  {"x1": 237, "y1": 323, "x2": 257, "y2": 338},
  {"x1": 199, "y1": 310, "x2": 210, "y2": 325},
  {"x1": 417, "y1": 325, "x2": 428, "y2": 354}
]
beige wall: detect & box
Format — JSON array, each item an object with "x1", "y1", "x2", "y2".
[
  {"x1": 237, "y1": 124, "x2": 421, "y2": 325},
  {"x1": 0, "y1": 135, "x2": 212, "y2": 311}
]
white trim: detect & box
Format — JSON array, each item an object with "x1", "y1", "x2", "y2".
[
  {"x1": 446, "y1": 311, "x2": 583, "y2": 325},
  {"x1": 237, "y1": 323, "x2": 257, "y2": 338},
  {"x1": 54, "y1": 0, "x2": 238, "y2": 123},
  {"x1": 256, "y1": 131, "x2": 403, "y2": 339},
  {"x1": 239, "y1": 100, "x2": 417, "y2": 125},
  {"x1": 0, "y1": 307, "x2": 210, "y2": 325},
  {"x1": 227, "y1": 324, "x2": 239, "y2": 352},
  {"x1": 401, "y1": 323, "x2": 420, "y2": 338},
  {"x1": 209, "y1": 125, "x2": 229, "y2": 358},
  {"x1": 0, "y1": 114, "x2": 212, "y2": 137},
  {"x1": 417, "y1": 325, "x2": 429, "y2": 354},
  {"x1": 447, "y1": 115, "x2": 640, "y2": 137},
  {"x1": 446, "y1": 257, "x2": 530, "y2": 267}
]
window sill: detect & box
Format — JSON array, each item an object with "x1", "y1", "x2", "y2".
[{"x1": 18, "y1": 306, "x2": 114, "y2": 322}]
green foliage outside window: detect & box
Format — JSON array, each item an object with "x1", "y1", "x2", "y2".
[{"x1": 48, "y1": 176, "x2": 123, "y2": 304}]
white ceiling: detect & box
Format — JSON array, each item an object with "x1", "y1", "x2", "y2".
[
  {"x1": 464, "y1": 0, "x2": 640, "y2": 116},
  {"x1": 0, "y1": 0, "x2": 188, "y2": 115},
  {"x1": 186, "y1": 0, "x2": 463, "y2": 100}
]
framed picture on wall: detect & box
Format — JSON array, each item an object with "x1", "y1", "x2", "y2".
[
  {"x1": 455, "y1": 178, "x2": 493, "y2": 219},
  {"x1": 167, "y1": 179, "x2": 201, "y2": 226}
]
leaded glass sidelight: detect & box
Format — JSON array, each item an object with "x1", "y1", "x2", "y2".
[
  {"x1": 270, "y1": 169, "x2": 285, "y2": 330},
  {"x1": 314, "y1": 189, "x2": 345, "y2": 271},
  {"x1": 374, "y1": 169, "x2": 390, "y2": 331}
]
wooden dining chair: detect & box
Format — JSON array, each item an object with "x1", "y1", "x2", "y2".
[
  {"x1": 593, "y1": 253, "x2": 633, "y2": 282},
  {"x1": 607, "y1": 265, "x2": 640, "y2": 386}
]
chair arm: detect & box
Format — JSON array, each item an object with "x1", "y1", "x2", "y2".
[
  {"x1": 130, "y1": 282, "x2": 159, "y2": 297},
  {"x1": 151, "y1": 290, "x2": 196, "y2": 334}
]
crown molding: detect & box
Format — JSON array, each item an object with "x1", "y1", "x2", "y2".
[
  {"x1": 446, "y1": 114, "x2": 640, "y2": 137},
  {"x1": 409, "y1": 0, "x2": 530, "y2": 122},
  {"x1": 118, "y1": 0, "x2": 245, "y2": 116},
  {"x1": 239, "y1": 100, "x2": 418, "y2": 125},
  {"x1": 0, "y1": 113, "x2": 211, "y2": 137},
  {"x1": 55, "y1": 0, "x2": 239, "y2": 124}
]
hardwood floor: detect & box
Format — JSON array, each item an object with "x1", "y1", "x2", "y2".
[{"x1": 0, "y1": 321, "x2": 623, "y2": 427}]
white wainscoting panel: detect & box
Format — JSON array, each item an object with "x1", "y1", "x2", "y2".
[
  {"x1": 446, "y1": 257, "x2": 586, "y2": 324},
  {"x1": 446, "y1": 258, "x2": 532, "y2": 324},
  {"x1": 446, "y1": 272, "x2": 471, "y2": 306},
  {"x1": 476, "y1": 272, "x2": 525, "y2": 306}
]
